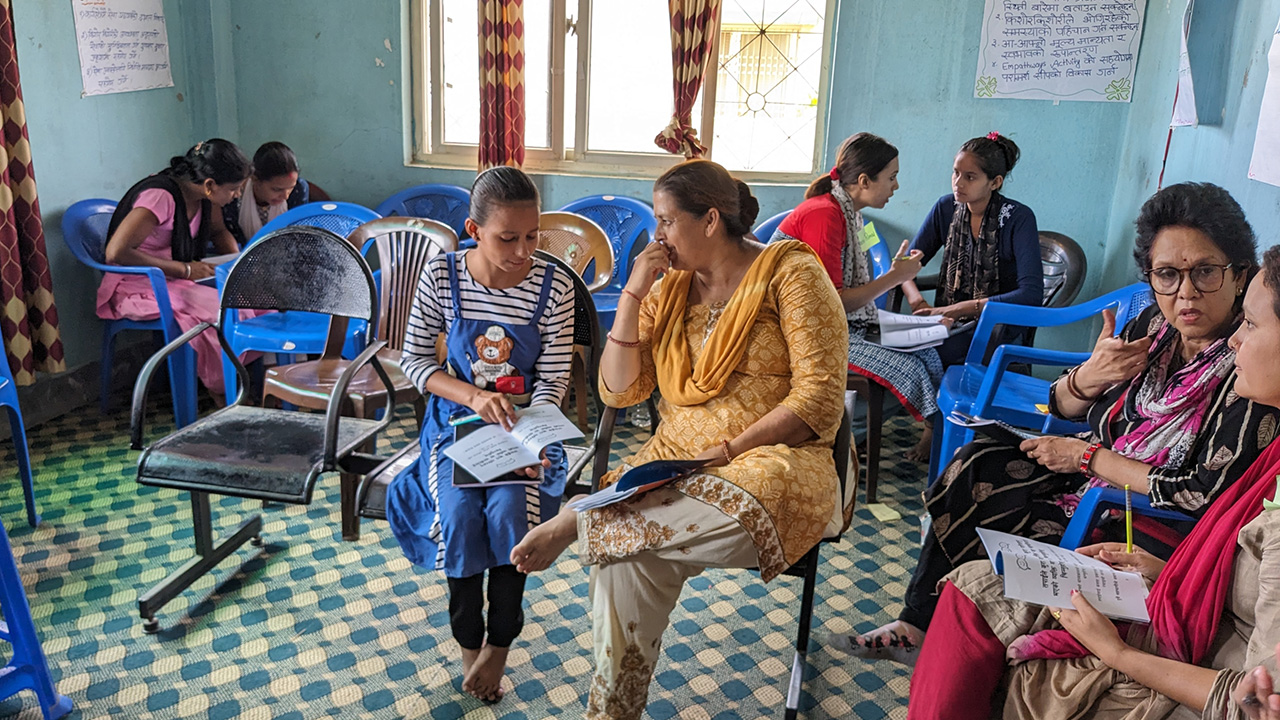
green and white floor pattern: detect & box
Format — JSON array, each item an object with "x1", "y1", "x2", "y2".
[{"x1": 0, "y1": 400, "x2": 929, "y2": 719}]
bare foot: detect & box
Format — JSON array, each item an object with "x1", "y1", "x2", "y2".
[
  {"x1": 510, "y1": 500, "x2": 580, "y2": 573},
  {"x1": 460, "y1": 647, "x2": 482, "y2": 698},
  {"x1": 828, "y1": 620, "x2": 924, "y2": 665},
  {"x1": 905, "y1": 424, "x2": 933, "y2": 464},
  {"x1": 465, "y1": 644, "x2": 509, "y2": 702}
]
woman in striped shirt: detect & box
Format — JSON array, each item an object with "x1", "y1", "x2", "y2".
[{"x1": 386, "y1": 167, "x2": 576, "y2": 702}]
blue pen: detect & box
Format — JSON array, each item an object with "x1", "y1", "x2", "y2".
[{"x1": 448, "y1": 413, "x2": 483, "y2": 427}]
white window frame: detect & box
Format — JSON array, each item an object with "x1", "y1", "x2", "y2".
[{"x1": 407, "y1": 0, "x2": 836, "y2": 183}]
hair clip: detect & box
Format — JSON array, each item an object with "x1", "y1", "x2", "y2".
[
  {"x1": 828, "y1": 166, "x2": 840, "y2": 181},
  {"x1": 193, "y1": 141, "x2": 205, "y2": 155},
  {"x1": 986, "y1": 131, "x2": 1000, "y2": 141}
]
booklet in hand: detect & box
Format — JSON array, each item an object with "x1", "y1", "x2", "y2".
[
  {"x1": 873, "y1": 309, "x2": 950, "y2": 351},
  {"x1": 977, "y1": 528, "x2": 1150, "y2": 622},
  {"x1": 567, "y1": 458, "x2": 715, "y2": 512},
  {"x1": 948, "y1": 410, "x2": 1042, "y2": 447},
  {"x1": 444, "y1": 404, "x2": 584, "y2": 486}
]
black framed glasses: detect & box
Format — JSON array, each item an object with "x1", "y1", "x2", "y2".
[{"x1": 1143, "y1": 264, "x2": 1236, "y2": 296}]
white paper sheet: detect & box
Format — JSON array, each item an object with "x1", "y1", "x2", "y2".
[
  {"x1": 1171, "y1": 0, "x2": 1198, "y2": 127},
  {"x1": 72, "y1": 0, "x2": 174, "y2": 97},
  {"x1": 1249, "y1": 17, "x2": 1280, "y2": 187},
  {"x1": 444, "y1": 405, "x2": 583, "y2": 483},
  {"x1": 978, "y1": 528, "x2": 1150, "y2": 622},
  {"x1": 973, "y1": 0, "x2": 1147, "y2": 103}
]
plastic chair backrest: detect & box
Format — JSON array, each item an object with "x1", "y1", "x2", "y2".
[
  {"x1": 963, "y1": 281, "x2": 1155, "y2": 368},
  {"x1": 1040, "y1": 231, "x2": 1087, "y2": 309},
  {"x1": 62, "y1": 198, "x2": 119, "y2": 267},
  {"x1": 374, "y1": 184, "x2": 471, "y2": 240},
  {"x1": 221, "y1": 227, "x2": 377, "y2": 323},
  {"x1": 250, "y1": 202, "x2": 381, "y2": 246},
  {"x1": 534, "y1": 248, "x2": 600, "y2": 359},
  {"x1": 558, "y1": 195, "x2": 656, "y2": 288},
  {"x1": 352, "y1": 217, "x2": 458, "y2": 350},
  {"x1": 538, "y1": 211, "x2": 616, "y2": 293},
  {"x1": 752, "y1": 210, "x2": 791, "y2": 244}
]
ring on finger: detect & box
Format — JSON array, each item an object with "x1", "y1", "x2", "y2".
[
  {"x1": 1242, "y1": 694, "x2": 1263, "y2": 708},
  {"x1": 1051, "y1": 610, "x2": 1062, "y2": 620}
]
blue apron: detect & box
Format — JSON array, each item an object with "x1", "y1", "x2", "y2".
[{"x1": 386, "y1": 252, "x2": 567, "y2": 577}]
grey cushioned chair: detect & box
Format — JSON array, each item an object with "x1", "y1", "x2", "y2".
[{"x1": 129, "y1": 226, "x2": 396, "y2": 632}]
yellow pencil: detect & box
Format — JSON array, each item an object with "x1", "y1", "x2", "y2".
[{"x1": 1124, "y1": 484, "x2": 1133, "y2": 554}]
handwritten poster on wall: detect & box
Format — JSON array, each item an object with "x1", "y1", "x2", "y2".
[
  {"x1": 1248, "y1": 18, "x2": 1280, "y2": 187},
  {"x1": 974, "y1": 0, "x2": 1147, "y2": 103},
  {"x1": 71, "y1": 0, "x2": 173, "y2": 97}
]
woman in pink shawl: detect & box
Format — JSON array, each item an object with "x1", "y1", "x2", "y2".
[{"x1": 908, "y1": 245, "x2": 1280, "y2": 720}]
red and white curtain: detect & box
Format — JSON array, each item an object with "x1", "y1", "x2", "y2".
[
  {"x1": 0, "y1": 0, "x2": 63, "y2": 385},
  {"x1": 654, "y1": 0, "x2": 721, "y2": 159},
  {"x1": 478, "y1": 0, "x2": 526, "y2": 169}
]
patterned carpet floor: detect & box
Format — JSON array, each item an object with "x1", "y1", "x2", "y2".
[{"x1": 0, "y1": 396, "x2": 930, "y2": 719}]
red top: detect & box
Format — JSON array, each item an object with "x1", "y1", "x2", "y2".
[{"x1": 776, "y1": 194, "x2": 847, "y2": 288}]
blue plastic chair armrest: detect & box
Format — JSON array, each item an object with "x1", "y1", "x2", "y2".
[
  {"x1": 1059, "y1": 487, "x2": 1194, "y2": 550},
  {"x1": 93, "y1": 264, "x2": 181, "y2": 338},
  {"x1": 966, "y1": 293, "x2": 1126, "y2": 368},
  {"x1": 972, "y1": 344, "x2": 1090, "y2": 417}
]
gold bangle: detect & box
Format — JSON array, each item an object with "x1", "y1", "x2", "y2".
[
  {"x1": 721, "y1": 439, "x2": 734, "y2": 464},
  {"x1": 183, "y1": 262, "x2": 191, "y2": 279}
]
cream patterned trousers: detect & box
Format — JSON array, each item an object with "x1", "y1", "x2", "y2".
[{"x1": 580, "y1": 487, "x2": 758, "y2": 720}]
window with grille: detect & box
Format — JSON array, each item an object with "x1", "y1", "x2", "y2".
[{"x1": 411, "y1": 0, "x2": 835, "y2": 180}]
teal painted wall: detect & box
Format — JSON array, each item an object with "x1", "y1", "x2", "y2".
[
  {"x1": 19, "y1": 0, "x2": 1280, "y2": 377},
  {"x1": 1099, "y1": 0, "x2": 1280, "y2": 299},
  {"x1": 17, "y1": 0, "x2": 217, "y2": 368}
]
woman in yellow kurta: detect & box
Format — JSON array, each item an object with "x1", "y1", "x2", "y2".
[{"x1": 511, "y1": 159, "x2": 849, "y2": 719}]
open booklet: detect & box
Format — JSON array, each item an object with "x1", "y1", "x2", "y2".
[
  {"x1": 948, "y1": 411, "x2": 1042, "y2": 447},
  {"x1": 566, "y1": 458, "x2": 715, "y2": 512},
  {"x1": 443, "y1": 404, "x2": 584, "y2": 485},
  {"x1": 872, "y1": 310, "x2": 966, "y2": 352},
  {"x1": 976, "y1": 528, "x2": 1150, "y2": 623}
]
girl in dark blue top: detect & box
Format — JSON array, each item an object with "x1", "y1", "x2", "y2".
[{"x1": 905, "y1": 132, "x2": 1043, "y2": 366}]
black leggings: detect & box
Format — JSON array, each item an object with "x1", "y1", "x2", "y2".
[{"x1": 447, "y1": 564, "x2": 527, "y2": 650}]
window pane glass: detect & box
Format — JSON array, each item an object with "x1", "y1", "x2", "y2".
[
  {"x1": 712, "y1": 0, "x2": 826, "y2": 173},
  {"x1": 440, "y1": 0, "x2": 550, "y2": 148},
  {"x1": 586, "y1": 3, "x2": 681, "y2": 154},
  {"x1": 441, "y1": 0, "x2": 479, "y2": 145},
  {"x1": 523, "y1": 0, "x2": 551, "y2": 148}
]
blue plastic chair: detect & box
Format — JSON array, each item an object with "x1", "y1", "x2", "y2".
[
  {"x1": 374, "y1": 184, "x2": 471, "y2": 242},
  {"x1": 929, "y1": 283, "x2": 1155, "y2": 484},
  {"x1": 752, "y1": 210, "x2": 790, "y2": 244},
  {"x1": 0, "y1": 360, "x2": 38, "y2": 527},
  {"x1": 558, "y1": 195, "x2": 657, "y2": 331},
  {"x1": 218, "y1": 202, "x2": 382, "y2": 401},
  {"x1": 61, "y1": 199, "x2": 198, "y2": 428},
  {"x1": 1058, "y1": 486, "x2": 1195, "y2": 550},
  {"x1": 0, "y1": 514, "x2": 71, "y2": 719}
]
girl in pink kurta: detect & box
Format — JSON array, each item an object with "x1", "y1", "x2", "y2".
[{"x1": 97, "y1": 139, "x2": 252, "y2": 397}]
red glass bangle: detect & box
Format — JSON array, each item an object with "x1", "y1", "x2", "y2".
[
  {"x1": 1079, "y1": 442, "x2": 1103, "y2": 476},
  {"x1": 621, "y1": 288, "x2": 643, "y2": 304},
  {"x1": 721, "y1": 439, "x2": 734, "y2": 464},
  {"x1": 606, "y1": 332, "x2": 641, "y2": 348}
]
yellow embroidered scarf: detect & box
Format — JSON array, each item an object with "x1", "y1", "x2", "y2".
[{"x1": 652, "y1": 240, "x2": 818, "y2": 406}]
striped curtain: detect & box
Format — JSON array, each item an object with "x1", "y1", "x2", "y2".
[
  {"x1": 654, "y1": 0, "x2": 721, "y2": 159},
  {"x1": 0, "y1": 0, "x2": 63, "y2": 385},
  {"x1": 478, "y1": 0, "x2": 526, "y2": 169}
]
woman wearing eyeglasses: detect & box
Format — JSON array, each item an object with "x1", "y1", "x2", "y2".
[{"x1": 834, "y1": 182, "x2": 1277, "y2": 665}]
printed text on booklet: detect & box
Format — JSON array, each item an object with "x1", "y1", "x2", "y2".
[
  {"x1": 977, "y1": 528, "x2": 1150, "y2": 623},
  {"x1": 443, "y1": 405, "x2": 583, "y2": 483}
]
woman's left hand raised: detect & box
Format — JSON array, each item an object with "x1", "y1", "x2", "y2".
[
  {"x1": 1019, "y1": 435, "x2": 1089, "y2": 474},
  {"x1": 1054, "y1": 590, "x2": 1127, "y2": 666}
]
